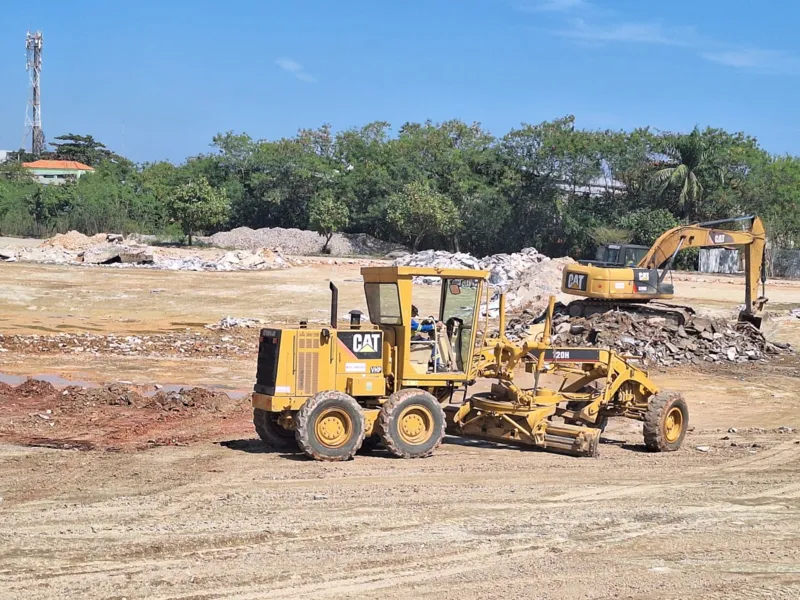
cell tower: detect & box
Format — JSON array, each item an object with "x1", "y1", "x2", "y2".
[{"x1": 25, "y1": 31, "x2": 45, "y2": 155}]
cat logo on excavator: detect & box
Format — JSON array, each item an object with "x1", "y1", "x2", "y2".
[{"x1": 566, "y1": 272, "x2": 587, "y2": 291}]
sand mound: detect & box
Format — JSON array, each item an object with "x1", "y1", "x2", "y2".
[{"x1": 40, "y1": 231, "x2": 108, "y2": 251}]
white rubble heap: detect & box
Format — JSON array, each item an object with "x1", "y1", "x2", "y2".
[
  {"x1": 0, "y1": 232, "x2": 291, "y2": 272},
  {"x1": 393, "y1": 248, "x2": 575, "y2": 312},
  {"x1": 205, "y1": 317, "x2": 265, "y2": 330}
]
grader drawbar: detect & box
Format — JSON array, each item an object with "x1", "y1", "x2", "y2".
[{"x1": 251, "y1": 266, "x2": 688, "y2": 461}]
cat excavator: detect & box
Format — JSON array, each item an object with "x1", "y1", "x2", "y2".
[{"x1": 561, "y1": 215, "x2": 768, "y2": 327}]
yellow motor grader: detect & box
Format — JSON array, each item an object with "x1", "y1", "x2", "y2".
[{"x1": 252, "y1": 266, "x2": 688, "y2": 461}]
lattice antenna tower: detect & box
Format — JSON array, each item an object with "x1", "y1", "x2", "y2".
[{"x1": 25, "y1": 31, "x2": 45, "y2": 155}]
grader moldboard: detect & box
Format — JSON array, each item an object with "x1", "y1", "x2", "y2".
[{"x1": 251, "y1": 266, "x2": 689, "y2": 461}]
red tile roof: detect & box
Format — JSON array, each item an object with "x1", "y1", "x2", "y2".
[{"x1": 22, "y1": 160, "x2": 95, "y2": 171}]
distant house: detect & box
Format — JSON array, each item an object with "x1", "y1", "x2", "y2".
[
  {"x1": 22, "y1": 159, "x2": 95, "y2": 185},
  {"x1": 0, "y1": 150, "x2": 12, "y2": 163},
  {"x1": 555, "y1": 175, "x2": 627, "y2": 198}
]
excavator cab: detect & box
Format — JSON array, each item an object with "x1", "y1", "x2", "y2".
[{"x1": 581, "y1": 244, "x2": 649, "y2": 268}]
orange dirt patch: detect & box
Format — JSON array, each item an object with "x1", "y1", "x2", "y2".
[{"x1": 0, "y1": 379, "x2": 253, "y2": 451}]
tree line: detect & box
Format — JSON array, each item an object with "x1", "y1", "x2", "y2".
[{"x1": 1, "y1": 118, "x2": 798, "y2": 259}]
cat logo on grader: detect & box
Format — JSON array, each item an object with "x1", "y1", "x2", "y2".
[{"x1": 353, "y1": 333, "x2": 379, "y2": 354}]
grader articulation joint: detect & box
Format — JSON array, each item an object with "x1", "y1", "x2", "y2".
[{"x1": 252, "y1": 267, "x2": 688, "y2": 461}]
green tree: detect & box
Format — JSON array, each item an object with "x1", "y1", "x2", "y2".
[
  {"x1": 49, "y1": 134, "x2": 128, "y2": 168},
  {"x1": 652, "y1": 128, "x2": 723, "y2": 221},
  {"x1": 617, "y1": 208, "x2": 680, "y2": 247},
  {"x1": 308, "y1": 189, "x2": 350, "y2": 253},
  {"x1": 589, "y1": 227, "x2": 632, "y2": 247},
  {"x1": 384, "y1": 181, "x2": 459, "y2": 250},
  {"x1": 167, "y1": 177, "x2": 230, "y2": 245}
]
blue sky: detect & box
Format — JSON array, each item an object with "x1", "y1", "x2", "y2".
[{"x1": 1, "y1": 0, "x2": 798, "y2": 163}]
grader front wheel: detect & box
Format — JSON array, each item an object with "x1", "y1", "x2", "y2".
[
  {"x1": 295, "y1": 391, "x2": 366, "y2": 461},
  {"x1": 643, "y1": 392, "x2": 689, "y2": 452},
  {"x1": 253, "y1": 409, "x2": 297, "y2": 450},
  {"x1": 379, "y1": 389, "x2": 446, "y2": 459}
]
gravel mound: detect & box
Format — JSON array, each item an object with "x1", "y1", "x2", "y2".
[
  {"x1": 146, "y1": 388, "x2": 234, "y2": 413},
  {"x1": 15, "y1": 379, "x2": 57, "y2": 398},
  {"x1": 202, "y1": 227, "x2": 404, "y2": 257}
]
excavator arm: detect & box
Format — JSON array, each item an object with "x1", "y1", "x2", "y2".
[{"x1": 638, "y1": 216, "x2": 766, "y2": 321}]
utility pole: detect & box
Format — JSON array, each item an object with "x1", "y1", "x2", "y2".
[{"x1": 25, "y1": 31, "x2": 45, "y2": 156}]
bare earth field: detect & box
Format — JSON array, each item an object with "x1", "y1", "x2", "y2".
[{"x1": 1, "y1": 259, "x2": 800, "y2": 599}]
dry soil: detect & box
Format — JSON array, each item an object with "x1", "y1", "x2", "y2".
[{"x1": 0, "y1": 259, "x2": 799, "y2": 599}]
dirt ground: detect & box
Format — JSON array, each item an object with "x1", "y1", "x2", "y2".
[{"x1": 1, "y1": 260, "x2": 799, "y2": 599}]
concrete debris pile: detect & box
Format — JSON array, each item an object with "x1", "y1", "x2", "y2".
[
  {"x1": 202, "y1": 226, "x2": 404, "y2": 257},
  {"x1": 0, "y1": 231, "x2": 291, "y2": 272},
  {"x1": 155, "y1": 248, "x2": 290, "y2": 272},
  {"x1": 394, "y1": 248, "x2": 574, "y2": 313},
  {"x1": 504, "y1": 257, "x2": 575, "y2": 312},
  {"x1": 205, "y1": 317, "x2": 264, "y2": 330},
  {"x1": 83, "y1": 244, "x2": 154, "y2": 265},
  {"x1": 504, "y1": 307, "x2": 792, "y2": 367},
  {"x1": 394, "y1": 247, "x2": 564, "y2": 288}
]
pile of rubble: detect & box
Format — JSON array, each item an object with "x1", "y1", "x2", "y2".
[
  {"x1": 201, "y1": 226, "x2": 403, "y2": 257},
  {"x1": 205, "y1": 317, "x2": 264, "y2": 330},
  {"x1": 504, "y1": 307, "x2": 791, "y2": 367},
  {"x1": 0, "y1": 232, "x2": 291, "y2": 272},
  {"x1": 154, "y1": 248, "x2": 290, "y2": 272},
  {"x1": 394, "y1": 248, "x2": 574, "y2": 313},
  {"x1": 394, "y1": 247, "x2": 554, "y2": 288}
]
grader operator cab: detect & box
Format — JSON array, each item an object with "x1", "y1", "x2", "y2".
[{"x1": 252, "y1": 266, "x2": 689, "y2": 461}]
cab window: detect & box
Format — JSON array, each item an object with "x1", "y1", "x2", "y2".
[
  {"x1": 364, "y1": 283, "x2": 402, "y2": 325},
  {"x1": 623, "y1": 247, "x2": 647, "y2": 266}
]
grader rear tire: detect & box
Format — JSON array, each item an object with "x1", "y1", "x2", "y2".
[
  {"x1": 253, "y1": 409, "x2": 297, "y2": 450},
  {"x1": 295, "y1": 391, "x2": 366, "y2": 461},
  {"x1": 643, "y1": 392, "x2": 689, "y2": 452},
  {"x1": 379, "y1": 389, "x2": 445, "y2": 459}
]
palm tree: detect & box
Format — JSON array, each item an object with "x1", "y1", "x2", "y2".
[{"x1": 652, "y1": 128, "x2": 721, "y2": 221}]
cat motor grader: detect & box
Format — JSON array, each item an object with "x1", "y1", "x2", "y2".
[{"x1": 251, "y1": 266, "x2": 688, "y2": 461}]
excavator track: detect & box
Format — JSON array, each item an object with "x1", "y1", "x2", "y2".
[{"x1": 566, "y1": 299, "x2": 695, "y2": 326}]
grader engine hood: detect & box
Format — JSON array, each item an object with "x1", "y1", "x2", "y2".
[{"x1": 253, "y1": 326, "x2": 386, "y2": 406}]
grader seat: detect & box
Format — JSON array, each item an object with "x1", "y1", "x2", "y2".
[{"x1": 409, "y1": 341, "x2": 433, "y2": 374}]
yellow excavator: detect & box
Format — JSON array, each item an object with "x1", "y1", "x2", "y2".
[{"x1": 561, "y1": 215, "x2": 768, "y2": 327}]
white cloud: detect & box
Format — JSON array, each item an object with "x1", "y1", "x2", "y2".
[
  {"x1": 702, "y1": 48, "x2": 800, "y2": 74},
  {"x1": 521, "y1": 4, "x2": 799, "y2": 76},
  {"x1": 556, "y1": 19, "x2": 698, "y2": 46},
  {"x1": 276, "y1": 58, "x2": 316, "y2": 83}
]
